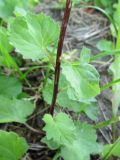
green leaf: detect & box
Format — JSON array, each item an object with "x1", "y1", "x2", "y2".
[
  {"x1": 80, "y1": 47, "x2": 91, "y2": 63},
  {"x1": 43, "y1": 79, "x2": 85, "y2": 112},
  {"x1": 43, "y1": 113, "x2": 76, "y2": 145},
  {"x1": 0, "y1": 55, "x2": 5, "y2": 66},
  {"x1": 84, "y1": 100, "x2": 99, "y2": 121},
  {"x1": 0, "y1": 27, "x2": 22, "y2": 73},
  {"x1": 9, "y1": 13, "x2": 60, "y2": 61},
  {"x1": 42, "y1": 113, "x2": 102, "y2": 160},
  {"x1": 62, "y1": 62, "x2": 100, "y2": 101},
  {"x1": 0, "y1": 0, "x2": 17, "y2": 19},
  {"x1": 0, "y1": 27, "x2": 13, "y2": 54},
  {"x1": 95, "y1": 117, "x2": 119, "y2": 129},
  {"x1": 61, "y1": 122, "x2": 103, "y2": 160},
  {"x1": 0, "y1": 75, "x2": 22, "y2": 98},
  {"x1": 0, "y1": 131, "x2": 28, "y2": 160},
  {"x1": 42, "y1": 137, "x2": 60, "y2": 150},
  {"x1": 42, "y1": 79, "x2": 53, "y2": 105},
  {"x1": 0, "y1": 96, "x2": 34, "y2": 123},
  {"x1": 96, "y1": 39, "x2": 114, "y2": 51},
  {"x1": 0, "y1": 0, "x2": 29, "y2": 20},
  {"x1": 102, "y1": 138, "x2": 120, "y2": 159},
  {"x1": 43, "y1": 77, "x2": 99, "y2": 120}
]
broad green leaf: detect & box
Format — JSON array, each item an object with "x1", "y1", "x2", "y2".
[
  {"x1": 9, "y1": 13, "x2": 60, "y2": 61},
  {"x1": 0, "y1": 75, "x2": 22, "y2": 98},
  {"x1": 62, "y1": 62, "x2": 100, "y2": 101},
  {"x1": 96, "y1": 39, "x2": 114, "y2": 51},
  {"x1": 102, "y1": 138, "x2": 120, "y2": 159},
  {"x1": 43, "y1": 113, "x2": 76, "y2": 145},
  {"x1": 0, "y1": 131, "x2": 28, "y2": 160},
  {"x1": 61, "y1": 122, "x2": 103, "y2": 160},
  {"x1": 43, "y1": 79, "x2": 85, "y2": 112},
  {"x1": 0, "y1": 96, "x2": 34, "y2": 123},
  {"x1": 43, "y1": 78, "x2": 99, "y2": 120},
  {"x1": 42, "y1": 114, "x2": 102, "y2": 160}
]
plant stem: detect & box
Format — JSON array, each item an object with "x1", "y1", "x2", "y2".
[{"x1": 50, "y1": 0, "x2": 72, "y2": 116}]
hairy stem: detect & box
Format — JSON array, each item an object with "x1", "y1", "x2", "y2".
[{"x1": 50, "y1": 0, "x2": 72, "y2": 116}]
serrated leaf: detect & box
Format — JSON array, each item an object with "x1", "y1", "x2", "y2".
[
  {"x1": 42, "y1": 78, "x2": 85, "y2": 112},
  {"x1": 102, "y1": 138, "x2": 120, "y2": 159},
  {"x1": 0, "y1": 96, "x2": 34, "y2": 123},
  {"x1": 9, "y1": 13, "x2": 60, "y2": 61},
  {"x1": 0, "y1": 131, "x2": 28, "y2": 160},
  {"x1": 43, "y1": 113, "x2": 76, "y2": 145},
  {"x1": 0, "y1": 75, "x2": 22, "y2": 98},
  {"x1": 62, "y1": 62, "x2": 100, "y2": 101},
  {"x1": 61, "y1": 122, "x2": 103, "y2": 160},
  {"x1": 43, "y1": 77, "x2": 99, "y2": 120}
]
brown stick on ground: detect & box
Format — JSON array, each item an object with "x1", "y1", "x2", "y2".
[{"x1": 50, "y1": 0, "x2": 72, "y2": 116}]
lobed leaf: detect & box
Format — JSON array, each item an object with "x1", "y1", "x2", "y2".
[
  {"x1": 0, "y1": 131, "x2": 28, "y2": 160},
  {"x1": 9, "y1": 13, "x2": 60, "y2": 61},
  {"x1": 0, "y1": 96, "x2": 34, "y2": 123},
  {"x1": 42, "y1": 113, "x2": 102, "y2": 160},
  {"x1": 0, "y1": 75, "x2": 22, "y2": 98},
  {"x1": 43, "y1": 113, "x2": 76, "y2": 145},
  {"x1": 61, "y1": 122, "x2": 102, "y2": 160},
  {"x1": 43, "y1": 77, "x2": 99, "y2": 120},
  {"x1": 62, "y1": 62, "x2": 100, "y2": 101}
]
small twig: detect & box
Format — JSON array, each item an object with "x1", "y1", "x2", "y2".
[
  {"x1": 50, "y1": 0, "x2": 72, "y2": 116},
  {"x1": 99, "y1": 129, "x2": 111, "y2": 144},
  {"x1": 29, "y1": 143, "x2": 47, "y2": 150},
  {"x1": 24, "y1": 123, "x2": 44, "y2": 135}
]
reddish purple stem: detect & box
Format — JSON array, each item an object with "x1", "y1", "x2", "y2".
[{"x1": 50, "y1": 0, "x2": 72, "y2": 116}]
